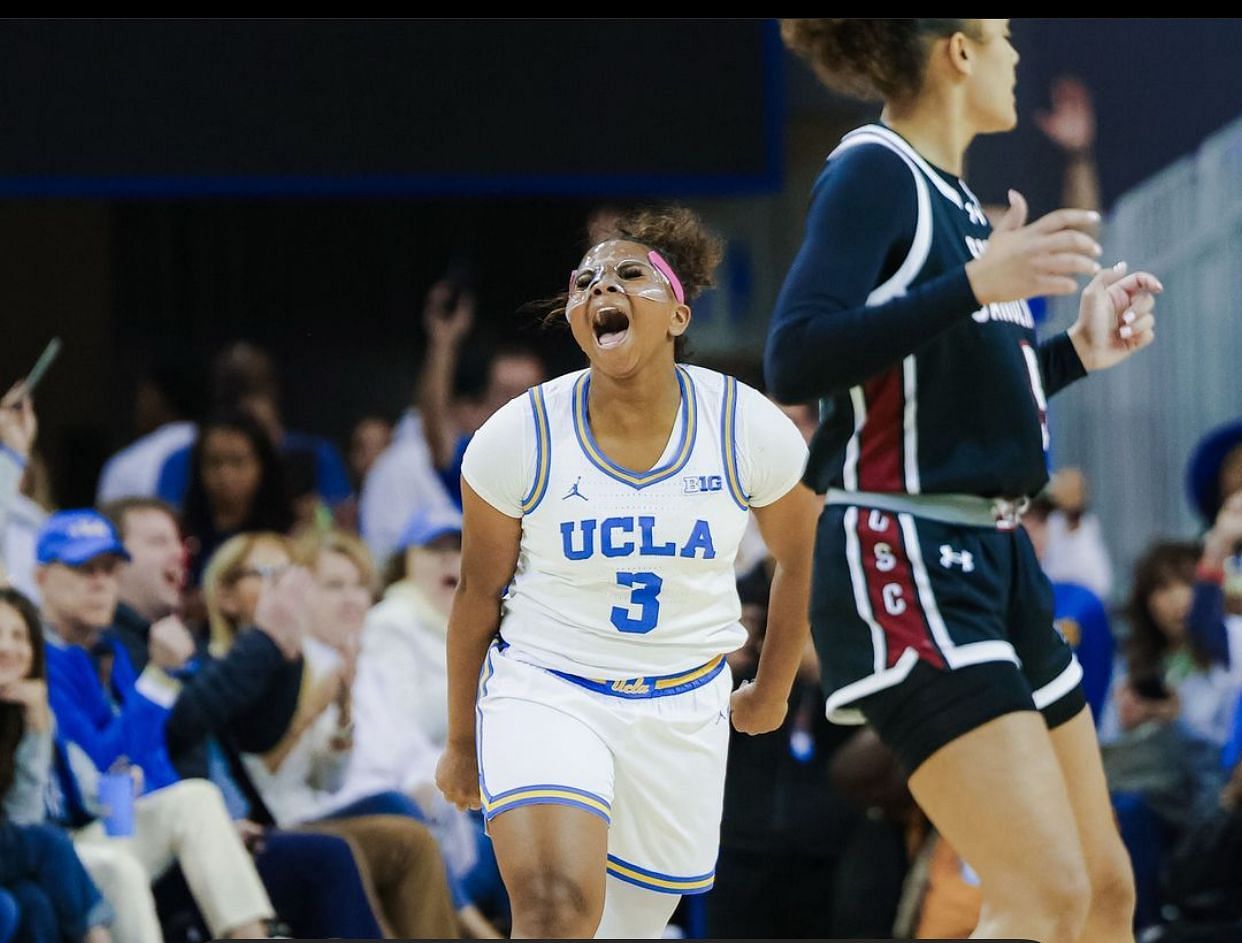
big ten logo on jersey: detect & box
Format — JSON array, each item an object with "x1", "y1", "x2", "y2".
[
  {"x1": 867, "y1": 510, "x2": 908, "y2": 617},
  {"x1": 963, "y1": 235, "x2": 1036, "y2": 328},
  {"x1": 560, "y1": 516, "x2": 716, "y2": 561},
  {"x1": 683, "y1": 474, "x2": 723, "y2": 495}
]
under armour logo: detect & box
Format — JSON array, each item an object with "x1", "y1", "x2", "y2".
[
  {"x1": 563, "y1": 477, "x2": 588, "y2": 501},
  {"x1": 939, "y1": 545, "x2": 975, "y2": 572},
  {"x1": 966, "y1": 201, "x2": 988, "y2": 227}
]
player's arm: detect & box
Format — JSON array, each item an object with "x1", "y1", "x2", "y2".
[
  {"x1": 436, "y1": 480, "x2": 521, "y2": 810},
  {"x1": 765, "y1": 147, "x2": 1102, "y2": 404},
  {"x1": 731, "y1": 482, "x2": 821, "y2": 736}
]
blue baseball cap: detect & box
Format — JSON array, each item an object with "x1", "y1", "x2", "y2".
[
  {"x1": 36, "y1": 510, "x2": 131, "y2": 567},
  {"x1": 1186, "y1": 418, "x2": 1242, "y2": 524},
  {"x1": 397, "y1": 505, "x2": 463, "y2": 551}
]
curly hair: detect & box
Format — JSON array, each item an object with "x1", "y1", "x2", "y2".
[
  {"x1": 781, "y1": 18, "x2": 980, "y2": 102},
  {"x1": 533, "y1": 205, "x2": 724, "y2": 361},
  {"x1": 598, "y1": 206, "x2": 724, "y2": 304}
]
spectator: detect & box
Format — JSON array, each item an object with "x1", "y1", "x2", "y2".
[
  {"x1": 345, "y1": 508, "x2": 508, "y2": 933},
  {"x1": 1187, "y1": 418, "x2": 1242, "y2": 605},
  {"x1": 355, "y1": 507, "x2": 462, "y2": 753},
  {"x1": 1041, "y1": 467, "x2": 1115, "y2": 601},
  {"x1": 180, "y1": 412, "x2": 295, "y2": 585},
  {"x1": 100, "y1": 498, "x2": 302, "y2": 812},
  {"x1": 1, "y1": 385, "x2": 45, "y2": 606},
  {"x1": 95, "y1": 364, "x2": 202, "y2": 505},
  {"x1": 358, "y1": 416, "x2": 455, "y2": 564},
  {"x1": 1035, "y1": 76, "x2": 1102, "y2": 214},
  {"x1": 1101, "y1": 542, "x2": 1242, "y2": 750},
  {"x1": 32, "y1": 510, "x2": 276, "y2": 941},
  {"x1": 348, "y1": 416, "x2": 392, "y2": 491},
  {"x1": 202, "y1": 529, "x2": 467, "y2": 939},
  {"x1": 36, "y1": 509, "x2": 385, "y2": 940},
  {"x1": 1023, "y1": 494, "x2": 1116, "y2": 721},
  {"x1": 0, "y1": 587, "x2": 112, "y2": 943},
  {"x1": 154, "y1": 343, "x2": 353, "y2": 521},
  {"x1": 360, "y1": 284, "x2": 544, "y2": 562},
  {"x1": 418, "y1": 283, "x2": 545, "y2": 509}
]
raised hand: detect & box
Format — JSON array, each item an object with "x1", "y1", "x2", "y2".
[
  {"x1": 1035, "y1": 77, "x2": 1096, "y2": 155},
  {"x1": 424, "y1": 280, "x2": 475, "y2": 348}
]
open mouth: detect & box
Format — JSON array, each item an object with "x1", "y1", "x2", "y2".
[{"x1": 592, "y1": 305, "x2": 631, "y2": 350}]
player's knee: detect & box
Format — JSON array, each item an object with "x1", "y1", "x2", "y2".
[
  {"x1": 985, "y1": 850, "x2": 1089, "y2": 942},
  {"x1": 508, "y1": 868, "x2": 601, "y2": 937},
  {"x1": 1087, "y1": 848, "x2": 1136, "y2": 925},
  {"x1": 1020, "y1": 867, "x2": 1091, "y2": 941}
]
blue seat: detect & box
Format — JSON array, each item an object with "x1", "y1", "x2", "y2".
[{"x1": 0, "y1": 889, "x2": 19, "y2": 943}]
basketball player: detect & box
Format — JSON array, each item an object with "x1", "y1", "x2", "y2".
[
  {"x1": 435, "y1": 208, "x2": 819, "y2": 938},
  {"x1": 769, "y1": 19, "x2": 1161, "y2": 943}
]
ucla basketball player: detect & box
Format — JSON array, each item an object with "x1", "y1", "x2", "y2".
[
  {"x1": 770, "y1": 19, "x2": 1162, "y2": 943},
  {"x1": 435, "y1": 207, "x2": 820, "y2": 938}
]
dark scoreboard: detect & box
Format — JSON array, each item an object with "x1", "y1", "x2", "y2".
[{"x1": 0, "y1": 18, "x2": 781, "y2": 196}]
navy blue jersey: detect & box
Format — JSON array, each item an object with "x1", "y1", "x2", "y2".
[{"x1": 766, "y1": 123, "x2": 1086, "y2": 499}]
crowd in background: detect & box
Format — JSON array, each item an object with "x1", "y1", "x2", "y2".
[{"x1": 0, "y1": 83, "x2": 1239, "y2": 943}]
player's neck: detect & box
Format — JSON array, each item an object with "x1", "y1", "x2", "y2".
[
  {"x1": 882, "y1": 94, "x2": 974, "y2": 177},
  {"x1": 586, "y1": 363, "x2": 681, "y2": 440}
]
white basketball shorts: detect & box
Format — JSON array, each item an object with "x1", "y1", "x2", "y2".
[{"x1": 476, "y1": 642, "x2": 732, "y2": 895}]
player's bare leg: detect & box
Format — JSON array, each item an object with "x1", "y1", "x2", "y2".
[
  {"x1": 1050, "y1": 707, "x2": 1137, "y2": 943},
  {"x1": 908, "y1": 710, "x2": 1090, "y2": 943},
  {"x1": 489, "y1": 804, "x2": 609, "y2": 939}
]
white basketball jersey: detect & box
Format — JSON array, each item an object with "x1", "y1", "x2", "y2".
[{"x1": 466, "y1": 364, "x2": 778, "y2": 678}]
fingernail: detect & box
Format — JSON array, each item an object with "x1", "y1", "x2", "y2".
[
  {"x1": 1120, "y1": 325, "x2": 1134, "y2": 339},
  {"x1": 1008, "y1": 188, "x2": 1019, "y2": 203},
  {"x1": 1123, "y1": 310, "x2": 1136, "y2": 325},
  {"x1": 1114, "y1": 261, "x2": 1128, "y2": 272}
]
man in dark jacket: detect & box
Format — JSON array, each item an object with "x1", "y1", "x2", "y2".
[
  {"x1": 100, "y1": 497, "x2": 303, "y2": 780},
  {"x1": 98, "y1": 498, "x2": 388, "y2": 939}
]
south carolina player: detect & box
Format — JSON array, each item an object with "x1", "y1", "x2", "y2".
[
  {"x1": 770, "y1": 19, "x2": 1162, "y2": 943},
  {"x1": 435, "y1": 208, "x2": 819, "y2": 938}
]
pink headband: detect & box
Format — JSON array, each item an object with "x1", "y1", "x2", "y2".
[
  {"x1": 567, "y1": 250, "x2": 686, "y2": 304},
  {"x1": 647, "y1": 250, "x2": 685, "y2": 304}
]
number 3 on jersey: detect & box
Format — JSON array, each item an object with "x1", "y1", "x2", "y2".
[{"x1": 612, "y1": 571, "x2": 663, "y2": 634}]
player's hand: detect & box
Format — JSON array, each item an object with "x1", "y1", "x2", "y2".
[
  {"x1": 965, "y1": 190, "x2": 1102, "y2": 305},
  {"x1": 1067, "y1": 261, "x2": 1162, "y2": 372},
  {"x1": 729, "y1": 680, "x2": 788, "y2": 736},
  {"x1": 435, "y1": 742, "x2": 482, "y2": 812}
]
